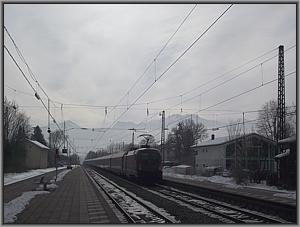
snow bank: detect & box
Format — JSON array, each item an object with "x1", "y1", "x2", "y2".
[
  {"x1": 4, "y1": 167, "x2": 66, "y2": 186},
  {"x1": 55, "y1": 169, "x2": 71, "y2": 182},
  {"x1": 4, "y1": 168, "x2": 73, "y2": 223},
  {"x1": 273, "y1": 192, "x2": 296, "y2": 200},
  {"x1": 4, "y1": 191, "x2": 49, "y2": 223},
  {"x1": 163, "y1": 171, "x2": 296, "y2": 197}
]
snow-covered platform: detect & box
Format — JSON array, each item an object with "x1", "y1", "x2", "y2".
[
  {"x1": 4, "y1": 166, "x2": 122, "y2": 224},
  {"x1": 163, "y1": 174, "x2": 296, "y2": 207}
]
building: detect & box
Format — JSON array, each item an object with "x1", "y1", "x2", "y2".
[
  {"x1": 275, "y1": 135, "x2": 296, "y2": 189},
  {"x1": 24, "y1": 139, "x2": 49, "y2": 169},
  {"x1": 191, "y1": 133, "x2": 277, "y2": 174}
]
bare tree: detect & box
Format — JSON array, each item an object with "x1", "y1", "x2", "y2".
[
  {"x1": 226, "y1": 119, "x2": 243, "y2": 140},
  {"x1": 4, "y1": 97, "x2": 31, "y2": 144},
  {"x1": 256, "y1": 99, "x2": 295, "y2": 139},
  {"x1": 50, "y1": 130, "x2": 66, "y2": 149},
  {"x1": 166, "y1": 119, "x2": 207, "y2": 163},
  {"x1": 4, "y1": 97, "x2": 31, "y2": 172},
  {"x1": 256, "y1": 100, "x2": 277, "y2": 140}
]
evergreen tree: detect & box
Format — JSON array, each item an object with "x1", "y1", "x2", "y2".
[{"x1": 31, "y1": 125, "x2": 47, "y2": 146}]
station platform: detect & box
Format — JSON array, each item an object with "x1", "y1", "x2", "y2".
[
  {"x1": 163, "y1": 175, "x2": 296, "y2": 207},
  {"x1": 9, "y1": 166, "x2": 122, "y2": 224}
]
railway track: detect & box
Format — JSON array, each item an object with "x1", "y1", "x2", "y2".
[
  {"x1": 85, "y1": 168, "x2": 178, "y2": 224},
  {"x1": 86, "y1": 167, "x2": 292, "y2": 224},
  {"x1": 148, "y1": 184, "x2": 290, "y2": 224}
]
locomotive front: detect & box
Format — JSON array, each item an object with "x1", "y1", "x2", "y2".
[{"x1": 136, "y1": 148, "x2": 162, "y2": 181}]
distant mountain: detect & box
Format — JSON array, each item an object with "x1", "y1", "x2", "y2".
[
  {"x1": 40, "y1": 120, "x2": 81, "y2": 133},
  {"x1": 39, "y1": 115, "x2": 228, "y2": 162}
]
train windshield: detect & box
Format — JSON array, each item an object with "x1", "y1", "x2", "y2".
[{"x1": 138, "y1": 149, "x2": 161, "y2": 162}]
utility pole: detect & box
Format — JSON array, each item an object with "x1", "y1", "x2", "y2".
[
  {"x1": 277, "y1": 45, "x2": 285, "y2": 154},
  {"x1": 5, "y1": 106, "x2": 8, "y2": 142},
  {"x1": 243, "y1": 112, "x2": 247, "y2": 169},
  {"x1": 67, "y1": 139, "x2": 70, "y2": 166},
  {"x1": 63, "y1": 120, "x2": 66, "y2": 150},
  {"x1": 47, "y1": 99, "x2": 52, "y2": 169},
  {"x1": 160, "y1": 110, "x2": 165, "y2": 163}
]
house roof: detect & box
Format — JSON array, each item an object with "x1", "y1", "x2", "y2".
[
  {"x1": 278, "y1": 135, "x2": 296, "y2": 144},
  {"x1": 275, "y1": 149, "x2": 290, "y2": 159},
  {"x1": 191, "y1": 136, "x2": 229, "y2": 148},
  {"x1": 26, "y1": 139, "x2": 49, "y2": 149},
  {"x1": 191, "y1": 133, "x2": 276, "y2": 148}
]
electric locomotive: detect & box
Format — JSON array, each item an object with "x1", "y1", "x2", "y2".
[{"x1": 84, "y1": 146, "x2": 162, "y2": 182}]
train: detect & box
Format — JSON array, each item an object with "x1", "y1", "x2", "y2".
[{"x1": 84, "y1": 146, "x2": 162, "y2": 182}]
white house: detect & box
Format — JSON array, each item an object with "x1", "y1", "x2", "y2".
[{"x1": 191, "y1": 133, "x2": 277, "y2": 174}]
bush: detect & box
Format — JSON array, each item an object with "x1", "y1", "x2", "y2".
[
  {"x1": 266, "y1": 172, "x2": 278, "y2": 186},
  {"x1": 232, "y1": 168, "x2": 249, "y2": 185}
]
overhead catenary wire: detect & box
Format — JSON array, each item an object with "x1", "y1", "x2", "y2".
[
  {"x1": 107, "y1": 4, "x2": 198, "y2": 116},
  {"x1": 149, "y1": 108, "x2": 296, "y2": 142},
  {"x1": 4, "y1": 26, "x2": 51, "y2": 101},
  {"x1": 6, "y1": 44, "x2": 294, "y2": 112},
  {"x1": 145, "y1": 44, "x2": 296, "y2": 118},
  {"x1": 104, "y1": 71, "x2": 295, "y2": 146},
  {"x1": 4, "y1": 26, "x2": 78, "y2": 151},
  {"x1": 4, "y1": 44, "x2": 77, "y2": 152},
  {"x1": 131, "y1": 44, "x2": 296, "y2": 126},
  {"x1": 102, "y1": 70, "x2": 297, "y2": 148},
  {"x1": 90, "y1": 4, "x2": 234, "y2": 152},
  {"x1": 146, "y1": 71, "x2": 296, "y2": 137}
]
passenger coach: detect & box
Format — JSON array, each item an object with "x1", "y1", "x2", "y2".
[{"x1": 84, "y1": 146, "x2": 162, "y2": 182}]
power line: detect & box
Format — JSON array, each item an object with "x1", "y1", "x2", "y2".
[
  {"x1": 6, "y1": 43, "x2": 294, "y2": 113},
  {"x1": 107, "y1": 4, "x2": 198, "y2": 116},
  {"x1": 4, "y1": 45, "x2": 36, "y2": 93},
  {"x1": 58, "y1": 44, "x2": 296, "y2": 110},
  {"x1": 4, "y1": 44, "x2": 77, "y2": 151},
  {"x1": 133, "y1": 44, "x2": 295, "y2": 125},
  {"x1": 4, "y1": 26, "x2": 51, "y2": 101},
  {"x1": 110, "y1": 4, "x2": 197, "y2": 116},
  {"x1": 90, "y1": 4, "x2": 234, "y2": 152},
  {"x1": 4, "y1": 26, "x2": 79, "y2": 152},
  {"x1": 148, "y1": 71, "x2": 296, "y2": 134},
  {"x1": 148, "y1": 44, "x2": 296, "y2": 116}
]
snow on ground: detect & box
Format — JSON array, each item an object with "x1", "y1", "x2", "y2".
[
  {"x1": 4, "y1": 167, "x2": 73, "y2": 223},
  {"x1": 4, "y1": 167, "x2": 66, "y2": 186},
  {"x1": 4, "y1": 191, "x2": 50, "y2": 223},
  {"x1": 163, "y1": 168, "x2": 296, "y2": 200},
  {"x1": 54, "y1": 169, "x2": 72, "y2": 182},
  {"x1": 273, "y1": 193, "x2": 296, "y2": 200}
]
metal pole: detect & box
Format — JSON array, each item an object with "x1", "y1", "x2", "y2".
[
  {"x1": 67, "y1": 140, "x2": 70, "y2": 166},
  {"x1": 63, "y1": 121, "x2": 65, "y2": 149},
  {"x1": 132, "y1": 130, "x2": 134, "y2": 146},
  {"x1": 243, "y1": 112, "x2": 247, "y2": 169},
  {"x1": 161, "y1": 110, "x2": 165, "y2": 163},
  {"x1": 277, "y1": 45, "x2": 285, "y2": 148}
]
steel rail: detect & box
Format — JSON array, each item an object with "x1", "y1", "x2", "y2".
[
  {"x1": 85, "y1": 168, "x2": 176, "y2": 224},
  {"x1": 155, "y1": 184, "x2": 290, "y2": 224},
  {"x1": 84, "y1": 168, "x2": 136, "y2": 223}
]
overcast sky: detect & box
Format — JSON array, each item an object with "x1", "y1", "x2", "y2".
[{"x1": 4, "y1": 3, "x2": 297, "y2": 153}]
